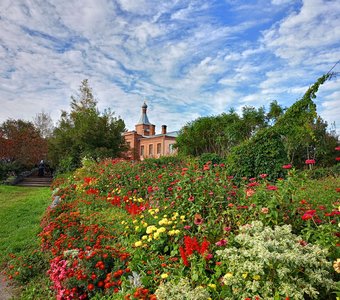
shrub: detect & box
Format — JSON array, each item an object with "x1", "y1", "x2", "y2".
[
  {"x1": 198, "y1": 153, "x2": 224, "y2": 166},
  {"x1": 216, "y1": 221, "x2": 336, "y2": 300},
  {"x1": 227, "y1": 127, "x2": 287, "y2": 181}
]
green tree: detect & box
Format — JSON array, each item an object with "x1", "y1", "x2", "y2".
[
  {"x1": 175, "y1": 107, "x2": 267, "y2": 157},
  {"x1": 274, "y1": 73, "x2": 335, "y2": 166},
  {"x1": 49, "y1": 80, "x2": 127, "y2": 171}
]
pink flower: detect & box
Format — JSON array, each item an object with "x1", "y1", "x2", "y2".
[
  {"x1": 305, "y1": 159, "x2": 316, "y2": 165},
  {"x1": 267, "y1": 185, "x2": 278, "y2": 191},
  {"x1": 184, "y1": 225, "x2": 191, "y2": 230},
  {"x1": 259, "y1": 174, "x2": 267, "y2": 179},
  {"x1": 246, "y1": 188, "x2": 255, "y2": 197},
  {"x1": 282, "y1": 164, "x2": 292, "y2": 169},
  {"x1": 215, "y1": 239, "x2": 227, "y2": 247},
  {"x1": 261, "y1": 207, "x2": 269, "y2": 214},
  {"x1": 223, "y1": 227, "x2": 231, "y2": 232},
  {"x1": 188, "y1": 195, "x2": 195, "y2": 202}
]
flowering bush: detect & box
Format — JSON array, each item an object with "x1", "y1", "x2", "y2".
[{"x1": 216, "y1": 221, "x2": 336, "y2": 299}]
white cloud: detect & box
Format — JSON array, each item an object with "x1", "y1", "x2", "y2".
[
  {"x1": 262, "y1": 0, "x2": 340, "y2": 65},
  {"x1": 0, "y1": 0, "x2": 339, "y2": 136}
]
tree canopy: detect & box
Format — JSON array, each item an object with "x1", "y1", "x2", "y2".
[
  {"x1": 175, "y1": 73, "x2": 338, "y2": 178},
  {"x1": 0, "y1": 119, "x2": 48, "y2": 167},
  {"x1": 48, "y1": 79, "x2": 127, "y2": 172}
]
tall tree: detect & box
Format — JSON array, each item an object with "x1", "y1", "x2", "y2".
[
  {"x1": 274, "y1": 73, "x2": 335, "y2": 165},
  {"x1": 49, "y1": 79, "x2": 127, "y2": 171},
  {"x1": 34, "y1": 111, "x2": 54, "y2": 138}
]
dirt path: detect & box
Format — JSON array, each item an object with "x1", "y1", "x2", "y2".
[{"x1": 0, "y1": 275, "x2": 14, "y2": 300}]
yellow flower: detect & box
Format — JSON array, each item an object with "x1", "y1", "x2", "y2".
[
  {"x1": 208, "y1": 283, "x2": 216, "y2": 289},
  {"x1": 224, "y1": 272, "x2": 233, "y2": 279},
  {"x1": 135, "y1": 226, "x2": 139, "y2": 231},
  {"x1": 146, "y1": 225, "x2": 157, "y2": 234},
  {"x1": 180, "y1": 215, "x2": 186, "y2": 220},
  {"x1": 242, "y1": 273, "x2": 248, "y2": 279},
  {"x1": 157, "y1": 227, "x2": 166, "y2": 233},
  {"x1": 333, "y1": 258, "x2": 340, "y2": 273},
  {"x1": 253, "y1": 274, "x2": 261, "y2": 281},
  {"x1": 142, "y1": 235, "x2": 148, "y2": 240},
  {"x1": 160, "y1": 273, "x2": 168, "y2": 279},
  {"x1": 153, "y1": 232, "x2": 160, "y2": 239},
  {"x1": 155, "y1": 208, "x2": 159, "y2": 213},
  {"x1": 134, "y1": 241, "x2": 143, "y2": 247},
  {"x1": 133, "y1": 220, "x2": 138, "y2": 224},
  {"x1": 158, "y1": 218, "x2": 168, "y2": 226}
]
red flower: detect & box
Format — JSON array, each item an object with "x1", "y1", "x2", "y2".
[
  {"x1": 305, "y1": 159, "x2": 315, "y2": 165},
  {"x1": 282, "y1": 164, "x2": 292, "y2": 169},
  {"x1": 302, "y1": 213, "x2": 313, "y2": 220},
  {"x1": 335, "y1": 146, "x2": 340, "y2": 151},
  {"x1": 179, "y1": 246, "x2": 189, "y2": 266},
  {"x1": 267, "y1": 185, "x2": 278, "y2": 191},
  {"x1": 188, "y1": 195, "x2": 195, "y2": 202},
  {"x1": 336, "y1": 157, "x2": 340, "y2": 161}
]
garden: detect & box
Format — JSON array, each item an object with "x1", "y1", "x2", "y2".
[{"x1": 3, "y1": 153, "x2": 339, "y2": 300}]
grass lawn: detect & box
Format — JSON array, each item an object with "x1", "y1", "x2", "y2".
[{"x1": 0, "y1": 185, "x2": 51, "y2": 266}]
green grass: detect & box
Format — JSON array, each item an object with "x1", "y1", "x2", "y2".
[{"x1": 0, "y1": 185, "x2": 51, "y2": 266}]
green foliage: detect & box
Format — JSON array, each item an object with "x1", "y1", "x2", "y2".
[
  {"x1": 303, "y1": 164, "x2": 340, "y2": 179},
  {"x1": 0, "y1": 160, "x2": 24, "y2": 181},
  {"x1": 227, "y1": 127, "x2": 287, "y2": 180},
  {"x1": 142, "y1": 155, "x2": 187, "y2": 169},
  {"x1": 199, "y1": 152, "x2": 224, "y2": 166},
  {"x1": 274, "y1": 73, "x2": 335, "y2": 164},
  {"x1": 49, "y1": 79, "x2": 127, "y2": 172},
  {"x1": 175, "y1": 107, "x2": 267, "y2": 157}
]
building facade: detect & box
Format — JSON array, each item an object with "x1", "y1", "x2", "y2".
[{"x1": 123, "y1": 103, "x2": 178, "y2": 160}]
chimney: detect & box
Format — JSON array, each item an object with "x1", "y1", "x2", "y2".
[{"x1": 161, "y1": 125, "x2": 167, "y2": 134}]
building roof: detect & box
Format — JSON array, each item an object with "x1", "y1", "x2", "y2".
[
  {"x1": 141, "y1": 131, "x2": 179, "y2": 138},
  {"x1": 137, "y1": 102, "x2": 152, "y2": 125}
]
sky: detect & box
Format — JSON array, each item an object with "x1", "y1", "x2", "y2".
[{"x1": 0, "y1": 0, "x2": 339, "y2": 135}]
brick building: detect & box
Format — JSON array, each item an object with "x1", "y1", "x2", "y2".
[{"x1": 123, "y1": 102, "x2": 178, "y2": 160}]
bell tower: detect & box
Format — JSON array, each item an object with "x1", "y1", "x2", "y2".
[{"x1": 135, "y1": 102, "x2": 155, "y2": 136}]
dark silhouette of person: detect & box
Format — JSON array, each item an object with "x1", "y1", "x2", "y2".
[{"x1": 38, "y1": 160, "x2": 45, "y2": 176}]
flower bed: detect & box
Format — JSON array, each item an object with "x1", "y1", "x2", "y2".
[{"x1": 5, "y1": 157, "x2": 340, "y2": 299}]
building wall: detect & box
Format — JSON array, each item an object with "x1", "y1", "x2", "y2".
[{"x1": 139, "y1": 136, "x2": 176, "y2": 159}]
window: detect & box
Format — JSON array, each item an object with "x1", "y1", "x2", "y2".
[
  {"x1": 169, "y1": 144, "x2": 174, "y2": 154},
  {"x1": 141, "y1": 145, "x2": 144, "y2": 156},
  {"x1": 149, "y1": 144, "x2": 153, "y2": 156},
  {"x1": 157, "y1": 143, "x2": 161, "y2": 154}
]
